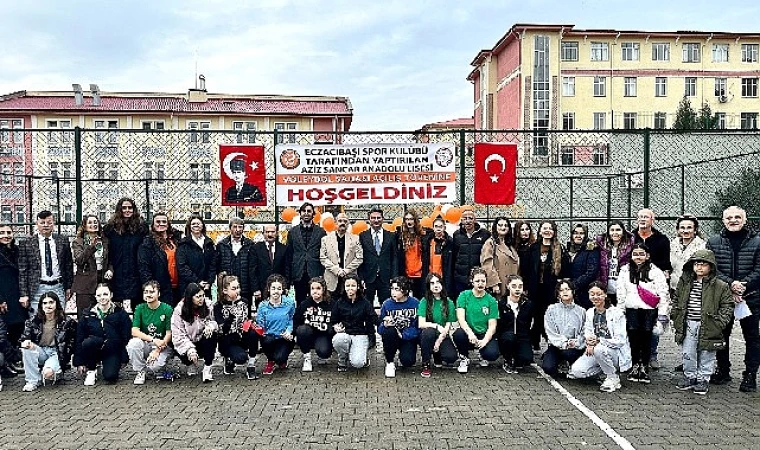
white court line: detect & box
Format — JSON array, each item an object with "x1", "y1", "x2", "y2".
[
  {"x1": 533, "y1": 364, "x2": 636, "y2": 450},
  {"x1": 732, "y1": 337, "x2": 746, "y2": 344}
]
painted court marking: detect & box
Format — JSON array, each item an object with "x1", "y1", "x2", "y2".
[{"x1": 533, "y1": 364, "x2": 636, "y2": 450}]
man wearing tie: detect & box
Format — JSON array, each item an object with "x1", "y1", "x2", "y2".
[
  {"x1": 285, "y1": 202, "x2": 326, "y2": 305},
  {"x1": 359, "y1": 207, "x2": 397, "y2": 307},
  {"x1": 18, "y1": 210, "x2": 74, "y2": 311},
  {"x1": 252, "y1": 224, "x2": 287, "y2": 304},
  {"x1": 320, "y1": 213, "x2": 363, "y2": 298}
]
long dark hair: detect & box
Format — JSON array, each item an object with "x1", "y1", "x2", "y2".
[
  {"x1": 491, "y1": 216, "x2": 514, "y2": 246},
  {"x1": 605, "y1": 220, "x2": 631, "y2": 249},
  {"x1": 343, "y1": 272, "x2": 365, "y2": 300},
  {"x1": 35, "y1": 291, "x2": 65, "y2": 324},
  {"x1": 0, "y1": 222, "x2": 18, "y2": 254},
  {"x1": 151, "y1": 212, "x2": 181, "y2": 250},
  {"x1": 628, "y1": 243, "x2": 653, "y2": 284},
  {"x1": 264, "y1": 274, "x2": 287, "y2": 301},
  {"x1": 423, "y1": 272, "x2": 450, "y2": 322},
  {"x1": 184, "y1": 213, "x2": 207, "y2": 238},
  {"x1": 106, "y1": 197, "x2": 144, "y2": 235},
  {"x1": 538, "y1": 220, "x2": 563, "y2": 276},
  {"x1": 180, "y1": 283, "x2": 209, "y2": 322},
  {"x1": 513, "y1": 220, "x2": 535, "y2": 249},
  {"x1": 308, "y1": 276, "x2": 331, "y2": 303},
  {"x1": 400, "y1": 209, "x2": 423, "y2": 250}
]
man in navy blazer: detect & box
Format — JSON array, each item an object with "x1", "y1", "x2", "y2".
[
  {"x1": 285, "y1": 202, "x2": 326, "y2": 305},
  {"x1": 358, "y1": 207, "x2": 397, "y2": 307},
  {"x1": 251, "y1": 223, "x2": 288, "y2": 305}
]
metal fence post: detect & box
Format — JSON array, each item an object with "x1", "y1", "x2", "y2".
[
  {"x1": 568, "y1": 177, "x2": 574, "y2": 221},
  {"x1": 144, "y1": 178, "x2": 151, "y2": 221},
  {"x1": 273, "y1": 129, "x2": 280, "y2": 228},
  {"x1": 74, "y1": 126, "x2": 83, "y2": 226},
  {"x1": 643, "y1": 128, "x2": 651, "y2": 208},
  {"x1": 459, "y1": 129, "x2": 466, "y2": 205},
  {"x1": 680, "y1": 164, "x2": 685, "y2": 215},
  {"x1": 606, "y1": 176, "x2": 612, "y2": 225}
]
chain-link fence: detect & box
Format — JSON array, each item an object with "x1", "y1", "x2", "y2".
[{"x1": 2, "y1": 128, "x2": 758, "y2": 237}]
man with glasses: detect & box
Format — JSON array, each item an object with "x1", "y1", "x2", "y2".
[
  {"x1": 285, "y1": 203, "x2": 326, "y2": 305},
  {"x1": 320, "y1": 213, "x2": 363, "y2": 298},
  {"x1": 358, "y1": 207, "x2": 397, "y2": 307},
  {"x1": 451, "y1": 206, "x2": 490, "y2": 301}
]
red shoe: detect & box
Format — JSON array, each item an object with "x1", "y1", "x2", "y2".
[
  {"x1": 263, "y1": 361, "x2": 276, "y2": 375},
  {"x1": 421, "y1": 364, "x2": 432, "y2": 378}
]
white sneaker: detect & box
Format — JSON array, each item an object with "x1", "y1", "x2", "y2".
[
  {"x1": 202, "y1": 365, "x2": 213, "y2": 382},
  {"x1": 302, "y1": 354, "x2": 313, "y2": 372},
  {"x1": 479, "y1": 359, "x2": 490, "y2": 368},
  {"x1": 458, "y1": 357, "x2": 469, "y2": 374},
  {"x1": 84, "y1": 370, "x2": 97, "y2": 386},
  {"x1": 187, "y1": 364, "x2": 198, "y2": 376},
  {"x1": 134, "y1": 370, "x2": 146, "y2": 385},
  {"x1": 123, "y1": 299, "x2": 132, "y2": 314},
  {"x1": 22, "y1": 382, "x2": 38, "y2": 392},
  {"x1": 385, "y1": 362, "x2": 396, "y2": 378},
  {"x1": 600, "y1": 375, "x2": 621, "y2": 393}
]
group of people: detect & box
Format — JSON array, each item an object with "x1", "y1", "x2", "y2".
[{"x1": 0, "y1": 199, "x2": 758, "y2": 396}]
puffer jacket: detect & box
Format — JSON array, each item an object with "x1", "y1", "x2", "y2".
[
  {"x1": 73, "y1": 305, "x2": 132, "y2": 367},
  {"x1": 20, "y1": 315, "x2": 77, "y2": 370},
  {"x1": 176, "y1": 235, "x2": 217, "y2": 295},
  {"x1": 669, "y1": 235, "x2": 706, "y2": 290},
  {"x1": 568, "y1": 239, "x2": 600, "y2": 309},
  {"x1": 596, "y1": 232, "x2": 635, "y2": 288},
  {"x1": 216, "y1": 235, "x2": 255, "y2": 298},
  {"x1": 672, "y1": 249, "x2": 734, "y2": 351},
  {"x1": 707, "y1": 229, "x2": 760, "y2": 310},
  {"x1": 616, "y1": 263, "x2": 670, "y2": 316},
  {"x1": 452, "y1": 223, "x2": 491, "y2": 285}
]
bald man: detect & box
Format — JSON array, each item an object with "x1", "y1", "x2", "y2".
[{"x1": 320, "y1": 213, "x2": 363, "y2": 298}]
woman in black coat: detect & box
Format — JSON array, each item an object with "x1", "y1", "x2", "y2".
[
  {"x1": 104, "y1": 197, "x2": 147, "y2": 310},
  {"x1": 74, "y1": 284, "x2": 131, "y2": 386},
  {"x1": 0, "y1": 223, "x2": 24, "y2": 359},
  {"x1": 567, "y1": 223, "x2": 600, "y2": 310},
  {"x1": 176, "y1": 214, "x2": 217, "y2": 296},
  {"x1": 138, "y1": 212, "x2": 183, "y2": 306}
]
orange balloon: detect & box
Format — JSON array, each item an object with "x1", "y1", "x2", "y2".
[
  {"x1": 312, "y1": 211, "x2": 322, "y2": 224},
  {"x1": 392, "y1": 217, "x2": 402, "y2": 228},
  {"x1": 382, "y1": 223, "x2": 396, "y2": 232},
  {"x1": 281, "y1": 207, "x2": 298, "y2": 222},
  {"x1": 445, "y1": 206, "x2": 462, "y2": 223},
  {"x1": 430, "y1": 211, "x2": 444, "y2": 221},
  {"x1": 322, "y1": 216, "x2": 336, "y2": 232},
  {"x1": 352, "y1": 220, "x2": 369, "y2": 234},
  {"x1": 420, "y1": 217, "x2": 433, "y2": 229}
]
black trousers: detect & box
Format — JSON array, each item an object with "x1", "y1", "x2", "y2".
[
  {"x1": 498, "y1": 331, "x2": 534, "y2": 367},
  {"x1": 452, "y1": 328, "x2": 500, "y2": 361},
  {"x1": 364, "y1": 278, "x2": 391, "y2": 307},
  {"x1": 380, "y1": 328, "x2": 419, "y2": 367},
  {"x1": 218, "y1": 331, "x2": 259, "y2": 364},
  {"x1": 541, "y1": 346, "x2": 583, "y2": 377},
  {"x1": 178, "y1": 335, "x2": 218, "y2": 366},
  {"x1": 293, "y1": 273, "x2": 311, "y2": 306},
  {"x1": 79, "y1": 336, "x2": 123, "y2": 382},
  {"x1": 626, "y1": 308, "x2": 657, "y2": 366},
  {"x1": 261, "y1": 335, "x2": 295, "y2": 365},
  {"x1": 295, "y1": 325, "x2": 333, "y2": 359},
  {"x1": 717, "y1": 312, "x2": 760, "y2": 374},
  {"x1": 419, "y1": 327, "x2": 458, "y2": 365}
]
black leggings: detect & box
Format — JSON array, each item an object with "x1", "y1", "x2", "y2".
[
  {"x1": 380, "y1": 328, "x2": 419, "y2": 367},
  {"x1": 419, "y1": 327, "x2": 458, "y2": 365},
  {"x1": 295, "y1": 325, "x2": 333, "y2": 359},
  {"x1": 178, "y1": 335, "x2": 218, "y2": 366},
  {"x1": 498, "y1": 331, "x2": 534, "y2": 367},
  {"x1": 626, "y1": 308, "x2": 657, "y2": 366},
  {"x1": 452, "y1": 328, "x2": 500, "y2": 361},
  {"x1": 79, "y1": 336, "x2": 123, "y2": 382},
  {"x1": 218, "y1": 331, "x2": 259, "y2": 364},
  {"x1": 261, "y1": 335, "x2": 295, "y2": 365}
]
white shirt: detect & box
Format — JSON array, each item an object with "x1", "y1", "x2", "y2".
[
  {"x1": 372, "y1": 228, "x2": 383, "y2": 248},
  {"x1": 192, "y1": 235, "x2": 206, "y2": 249},
  {"x1": 37, "y1": 234, "x2": 61, "y2": 281},
  {"x1": 231, "y1": 239, "x2": 242, "y2": 256}
]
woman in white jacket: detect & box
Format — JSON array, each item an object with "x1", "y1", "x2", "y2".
[
  {"x1": 568, "y1": 281, "x2": 632, "y2": 392},
  {"x1": 617, "y1": 243, "x2": 669, "y2": 384}
]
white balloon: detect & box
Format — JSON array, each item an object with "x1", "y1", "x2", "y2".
[
  {"x1": 320, "y1": 212, "x2": 334, "y2": 224},
  {"x1": 291, "y1": 215, "x2": 301, "y2": 226},
  {"x1": 441, "y1": 204, "x2": 453, "y2": 216},
  {"x1": 445, "y1": 223, "x2": 460, "y2": 235}
]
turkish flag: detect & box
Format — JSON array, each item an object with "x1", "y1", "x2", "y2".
[{"x1": 474, "y1": 143, "x2": 517, "y2": 205}]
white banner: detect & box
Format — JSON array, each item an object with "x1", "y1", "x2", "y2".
[{"x1": 275, "y1": 143, "x2": 457, "y2": 206}]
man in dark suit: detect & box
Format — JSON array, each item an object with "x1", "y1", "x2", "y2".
[
  {"x1": 251, "y1": 223, "x2": 287, "y2": 305},
  {"x1": 18, "y1": 210, "x2": 74, "y2": 311},
  {"x1": 225, "y1": 158, "x2": 263, "y2": 203},
  {"x1": 216, "y1": 217, "x2": 255, "y2": 304},
  {"x1": 358, "y1": 207, "x2": 397, "y2": 307},
  {"x1": 285, "y1": 202, "x2": 326, "y2": 305}
]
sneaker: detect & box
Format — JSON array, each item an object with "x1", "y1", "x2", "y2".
[
  {"x1": 710, "y1": 369, "x2": 732, "y2": 385},
  {"x1": 133, "y1": 370, "x2": 147, "y2": 385},
  {"x1": 337, "y1": 365, "x2": 348, "y2": 372},
  {"x1": 11, "y1": 361, "x2": 24, "y2": 373},
  {"x1": 385, "y1": 362, "x2": 396, "y2": 378},
  {"x1": 246, "y1": 366, "x2": 259, "y2": 380},
  {"x1": 42, "y1": 369, "x2": 59, "y2": 386},
  {"x1": 627, "y1": 365, "x2": 640, "y2": 382},
  {"x1": 22, "y1": 382, "x2": 38, "y2": 392},
  {"x1": 650, "y1": 359, "x2": 660, "y2": 370},
  {"x1": 502, "y1": 362, "x2": 516, "y2": 374},
  {"x1": 599, "y1": 375, "x2": 621, "y2": 393},
  {"x1": 186, "y1": 364, "x2": 198, "y2": 377},
  {"x1": 693, "y1": 380, "x2": 709, "y2": 395},
  {"x1": 224, "y1": 358, "x2": 235, "y2": 375},
  {"x1": 639, "y1": 367, "x2": 651, "y2": 384},
  {"x1": 479, "y1": 359, "x2": 490, "y2": 368},
  {"x1": 263, "y1": 361, "x2": 276, "y2": 375},
  {"x1": 202, "y1": 365, "x2": 213, "y2": 382},
  {"x1": 302, "y1": 354, "x2": 313, "y2": 372},
  {"x1": 364, "y1": 357, "x2": 371, "y2": 368},
  {"x1": 433, "y1": 361, "x2": 443, "y2": 369},
  {"x1": 739, "y1": 371, "x2": 757, "y2": 392},
  {"x1": 421, "y1": 364, "x2": 431, "y2": 378},
  {"x1": 316, "y1": 357, "x2": 328, "y2": 365},
  {"x1": 676, "y1": 377, "x2": 697, "y2": 391},
  {"x1": 674, "y1": 364, "x2": 684, "y2": 372},
  {"x1": 458, "y1": 357, "x2": 469, "y2": 374},
  {"x1": 277, "y1": 362, "x2": 288, "y2": 370},
  {"x1": 84, "y1": 370, "x2": 97, "y2": 386}
]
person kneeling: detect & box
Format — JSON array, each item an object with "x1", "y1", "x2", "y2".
[
  {"x1": 453, "y1": 268, "x2": 500, "y2": 373},
  {"x1": 127, "y1": 281, "x2": 174, "y2": 385},
  {"x1": 256, "y1": 274, "x2": 295, "y2": 375},
  {"x1": 215, "y1": 275, "x2": 259, "y2": 380},
  {"x1": 171, "y1": 283, "x2": 218, "y2": 382},
  {"x1": 542, "y1": 279, "x2": 585, "y2": 378},
  {"x1": 497, "y1": 275, "x2": 534, "y2": 373},
  {"x1": 568, "y1": 282, "x2": 631, "y2": 392},
  {"x1": 379, "y1": 276, "x2": 421, "y2": 378},
  {"x1": 331, "y1": 273, "x2": 377, "y2": 371}
]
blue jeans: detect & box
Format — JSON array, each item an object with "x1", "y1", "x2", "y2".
[
  {"x1": 22, "y1": 346, "x2": 61, "y2": 386},
  {"x1": 682, "y1": 320, "x2": 716, "y2": 382}
]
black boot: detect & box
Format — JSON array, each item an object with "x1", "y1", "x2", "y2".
[
  {"x1": 710, "y1": 367, "x2": 732, "y2": 385},
  {"x1": 739, "y1": 371, "x2": 757, "y2": 393}
]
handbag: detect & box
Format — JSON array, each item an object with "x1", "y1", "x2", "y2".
[{"x1": 637, "y1": 285, "x2": 660, "y2": 308}]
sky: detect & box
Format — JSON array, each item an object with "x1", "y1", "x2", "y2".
[{"x1": 1, "y1": 0, "x2": 758, "y2": 130}]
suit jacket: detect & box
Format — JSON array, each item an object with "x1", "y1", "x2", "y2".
[
  {"x1": 320, "y1": 232, "x2": 364, "y2": 292},
  {"x1": 225, "y1": 183, "x2": 263, "y2": 203},
  {"x1": 285, "y1": 224, "x2": 326, "y2": 282},
  {"x1": 251, "y1": 240, "x2": 288, "y2": 293},
  {"x1": 71, "y1": 235, "x2": 113, "y2": 294},
  {"x1": 358, "y1": 228, "x2": 397, "y2": 285},
  {"x1": 18, "y1": 233, "x2": 74, "y2": 297}
]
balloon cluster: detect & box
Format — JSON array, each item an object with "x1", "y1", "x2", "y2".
[{"x1": 280, "y1": 207, "x2": 369, "y2": 234}]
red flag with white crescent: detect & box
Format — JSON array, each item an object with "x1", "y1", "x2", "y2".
[{"x1": 474, "y1": 143, "x2": 517, "y2": 205}]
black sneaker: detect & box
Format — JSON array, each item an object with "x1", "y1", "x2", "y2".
[
  {"x1": 710, "y1": 369, "x2": 732, "y2": 385},
  {"x1": 246, "y1": 366, "x2": 259, "y2": 380},
  {"x1": 224, "y1": 358, "x2": 235, "y2": 375},
  {"x1": 674, "y1": 364, "x2": 684, "y2": 372},
  {"x1": 693, "y1": 380, "x2": 709, "y2": 395},
  {"x1": 627, "y1": 364, "x2": 640, "y2": 382},
  {"x1": 639, "y1": 367, "x2": 651, "y2": 384},
  {"x1": 739, "y1": 371, "x2": 757, "y2": 392},
  {"x1": 676, "y1": 377, "x2": 696, "y2": 391}
]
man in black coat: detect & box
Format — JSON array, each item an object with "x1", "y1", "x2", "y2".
[
  {"x1": 216, "y1": 217, "x2": 255, "y2": 305},
  {"x1": 451, "y1": 207, "x2": 490, "y2": 301},
  {"x1": 358, "y1": 207, "x2": 397, "y2": 307},
  {"x1": 707, "y1": 206, "x2": 760, "y2": 391},
  {"x1": 251, "y1": 224, "x2": 287, "y2": 305},
  {"x1": 285, "y1": 203, "x2": 326, "y2": 305}
]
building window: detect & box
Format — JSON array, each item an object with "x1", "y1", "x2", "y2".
[
  {"x1": 274, "y1": 122, "x2": 297, "y2": 144},
  {"x1": 13, "y1": 162, "x2": 23, "y2": 185},
  {"x1": 0, "y1": 206, "x2": 10, "y2": 223},
  {"x1": 621, "y1": 43, "x2": 640, "y2": 61},
  {"x1": 15, "y1": 205, "x2": 24, "y2": 224},
  {"x1": 593, "y1": 112, "x2": 606, "y2": 130},
  {"x1": 715, "y1": 77, "x2": 727, "y2": 97},
  {"x1": 652, "y1": 43, "x2": 670, "y2": 61},
  {"x1": 712, "y1": 44, "x2": 729, "y2": 63},
  {"x1": 623, "y1": 113, "x2": 637, "y2": 130},
  {"x1": 562, "y1": 113, "x2": 575, "y2": 130},
  {"x1": 0, "y1": 120, "x2": 9, "y2": 143},
  {"x1": 62, "y1": 163, "x2": 72, "y2": 184},
  {"x1": 233, "y1": 121, "x2": 257, "y2": 144},
  {"x1": 202, "y1": 163, "x2": 211, "y2": 183},
  {"x1": 141, "y1": 121, "x2": 165, "y2": 130},
  {"x1": 190, "y1": 163, "x2": 199, "y2": 183},
  {"x1": 590, "y1": 42, "x2": 609, "y2": 61},
  {"x1": 682, "y1": 43, "x2": 701, "y2": 63},
  {"x1": 46, "y1": 120, "x2": 72, "y2": 144},
  {"x1": 532, "y1": 35, "x2": 550, "y2": 157},
  {"x1": 188, "y1": 121, "x2": 210, "y2": 144},
  {"x1": 624, "y1": 77, "x2": 637, "y2": 97},
  {"x1": 685, "y1": 77, "x2": 697, "y2": 97},
  {"x1": 654, "y1": 112, "x2": 667, "y2": 129},
  {"x1": 144, "y1": 162, "x2": 165, "y2": 183},
  {"x1": 94, "y1": 120, "x2": 118, "y2": 145},
  {"x1": 742, "y1": 78, "x2": 758, "y2": 97},
  {"x1": 0, "y1": 163, "x2": 10, "y2": 185},
  {"x1": 2, "y1": 119, "x2": 22, "y2": 144},
  {"x1": 98, "y1": 204, "x2": 108, "y2": 223},
  {"x1": 741, "y1": 113, "x2": 758, "y2": 130},
  {"x1": 190, "y1": 203, "x2": 201, "y2": 214},
  {"x1": 655, "y1": 77, "x2": 667, "y2": 97},
  {"x1": 562, "y1": 77, "x2": 575, "y2": 96},
  {"x1": 96, "y1": 162, "x2": 118, "y2": 183},
  {"x1": 561, "y1": 41, "x2": 578, "y2": 61},
  {"x1": 12, "y1": 119, "x2": 22, "y2": 143},
  {"x1": 63, "y1": 205, "x2": 73, "y2": 224},
  {"x1": 593, "y1": 76, "x2": 606, "y2": 97},
  {"x1": 742, "y1": 44, "x2": 759, "y2": 63},
  {"x1": 203, "y1": 204, "x2": 212, "y2": 221},
  {"x1": 716, "y1": 112, "x2": 726, "y2": 129}
]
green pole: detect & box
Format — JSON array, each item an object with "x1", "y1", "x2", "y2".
[
  {"x1": 643, "y1": 128, "x2": 651, "y2": 208},
  {"x1": 459, "y1": 129, "x2": 466, "y2": 205},
  {"x1": 606, "y1": 176, "x2": 612, "y2": 226},
  {"x1": 74, "y1": 126, "x2": 83, "y2": 226}
]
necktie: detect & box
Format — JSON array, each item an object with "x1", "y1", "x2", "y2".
[
  {"x1": 44, "y1": 237, "x2": 53, "y2": 277},
  {"x1": 374, "y1": 231, "x2": 381, "y2": 255},
  {"x1": 268, "y1": 243, "x2": 273, "y2": 263}
]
